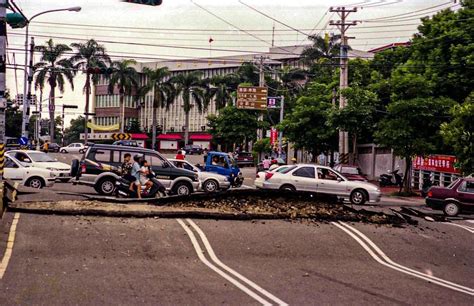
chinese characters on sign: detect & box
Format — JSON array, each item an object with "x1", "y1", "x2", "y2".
[
  {"x1": 270, "y1": 127, "x2": 278, "y2": 145},
  {"x1": 412, "y1": 155, "x2": 460, "y2": 174},
  {"x1": 236, "y1": 86, "x2": 268, "y2": 110}
]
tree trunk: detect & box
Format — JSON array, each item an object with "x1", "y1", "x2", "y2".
[
  {"x1": 402, "y1": 156, "x2": 412, "y2": 193},
  {"x1": 49, "y1": 86, "x2": 56, "y2": 143},
  {"x1": 352, "y1": 133, "x2": 357, "y2": 165},
  {"x1": 151, "y1": 102, "x2": 157, "y2": 150},
  {"x1": 84, "y1": 73, "x2": 90, "y2": 144},
  {"x1": 184, "y1": 110, "x2": 190, "y2": 145},
  {"x1": 119, "y1": 92, "x2": 125, "y2": 133}
]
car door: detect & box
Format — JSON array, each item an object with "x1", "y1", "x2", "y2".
[
  {"x1": 457, "y1": 181, "x2": 474, "y2": 207},
  {"x1": 3, "y1": 157, "x2": 25, "y2": 181},
  {"x1": 146, "y1": 153, "x2": 171, "y2": 188},
  {"x1": 316, "y1": 167, "x2": 347, "y2": 196},
  {"x1": 291, "y1": 166, "x2": 317, "y2": 191}
]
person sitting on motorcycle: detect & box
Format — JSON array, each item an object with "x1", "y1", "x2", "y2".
[
  {"x1": 121, "y1": 153, "x2": 135, "y2": 182},
  {"x1": 139, "y1": 159, "x2": 154, "y2": 194},
  {"x1": 130, "y1": 155, "x2": 142, "y2": 198}
]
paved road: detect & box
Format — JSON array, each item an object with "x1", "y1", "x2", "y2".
[{"x1": 0, "y1": 212, "x2": 473, "y2": 305}]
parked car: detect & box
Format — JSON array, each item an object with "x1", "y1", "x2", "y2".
[
  {"x1": 202, "y1": 151, "x2": 243, "y2": 188},
  {"x1": 333, "y1": 164, "x2": 367, "y2": 181},
  {"x1": 71, "y1": 144, "x2": 199, "y2": 196},
  {"x1": 112, "y1": 140, "x2": 139, "y2": 147},
  {"x1": 425, "y1": 177, "x2": 474, "y2": 216},
  {"x1": 3, "y1": 155, "x2": 56, "y2": 188},
  {"x1": 169, "y1": 158, "x2": 230, "y2": 192},
  {"x1": 5, "y1": 150, "x2": 71, "y2": 182},
  {"x1": 235, "y1": 151, "x2": 254, "y2": 167},
  {"x1": 48, "y1": 143, "x2": 61, "y2": 153},
  {"x1": 181, "y1": 145, "x2": 203, "y2": 155},
  {"x1": 255, "y1": 164, "x2": 381, "y2": 205},
  {"x1": 60, "y1": 143, "x2": 86, "y2": 154}
]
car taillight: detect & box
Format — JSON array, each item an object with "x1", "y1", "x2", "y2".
[
  {"x1": 265, "y1": 172, "x2": 274, "y2": 180},
  {"x1": 427, "y1": 191, "x2": 433, "y2": 198},
  {"x1": 81, "y1": 164, "x2": 86, "y2": 174}
]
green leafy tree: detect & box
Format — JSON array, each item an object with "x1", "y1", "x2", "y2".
[
  {"x1": 210, "y1": 74, "x2": 240, "y2": 109},
  {"x1": 34, "y1": 39, "x2": 75, "y2": 143},
  {"x1": 329, "y1": 86, "x2": 378, "y2": 163},
  {"x1": 171, "y1": 71, "x2": 208, "y2": 145},
  {"x1": 5, "y1": 106, "x2": 22, "y2": 138},
  {"x1": 441, "y1": 93, "x2": 474, "y2": 175},
  {"x1": 139, "y1": 67, "x2": 175, "y2": 149},
  {"x1": 207, "y1": 106, "x2": 259, "y2": 151},
  {"x1": 107, "y1": 59, "x2": 139, "y2": 132},
  {"x1": 374, "y1": 97, "x2": 455, "y2": 192},
  {"x1": 125, "y1": 118, "x2": 142, "y2": 133},
  {"x1": 63, "y1": 116, "x2": 85, "y2": 144},
  {"x1": 279, "y1": 83, "x2": 337, "y2": 159},
  {"x1": 301, "y1": 34, "x2": 341, "y2": 63},
  {"x1": 70, "y1": 39, "x2": 111, "y2": 143}
]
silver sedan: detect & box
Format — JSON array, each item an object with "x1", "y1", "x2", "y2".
[
  {"x1": 255, "y1": 164, "x2": 381, "y2": 205},
  {"x1": 169, "y1": 159, "x2": 231, "y2": 193}
]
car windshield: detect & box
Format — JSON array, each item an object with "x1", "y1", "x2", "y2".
[
  {"x1": 279, "y1": 165, "x2": 297, "y2": 174},
  {"x1": 447, "y1": 178, "x2": 460, "y2": 189},
  {"x1": 28, "y1": 152, "x2": 56, "y2": 162},
  {"x1": 342, "y1": 167, "x2": 359, "y2": 174}
]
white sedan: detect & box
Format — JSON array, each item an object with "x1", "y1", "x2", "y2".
[
  {"x1": 255, "y1": 164, "x2": 381, "y2": 205},
  {"x1": 169, "y1": 159, "x2": 231, "y2": 192},
  {"x1": 3, "y1": 156, "x2": 56, "y2": 188},
  {"x1": 6, "y1": 150, "x2": 71, "y2": 182},
  {"x1": 60, "y1": 143, "x2": 86, "y2": 154}
]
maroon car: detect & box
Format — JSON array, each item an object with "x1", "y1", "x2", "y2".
[
  {"x1": 426, "y1": 177, "x2": 474, "y2": 216},
  {"x1": 333, "y1": 164, "x2": 367, "y2": 181}
]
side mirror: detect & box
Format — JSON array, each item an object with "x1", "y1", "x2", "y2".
[{"x1": 337, "y1": 177, "x2": 342, "y2": 182}]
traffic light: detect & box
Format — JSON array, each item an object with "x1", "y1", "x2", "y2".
[{"x1": 6, "y1": 13, "x2": 27, "y2": 29}]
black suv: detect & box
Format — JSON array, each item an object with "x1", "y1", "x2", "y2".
[
  {"x1": 112, "y1": 140, "x2": 139, "y2": 147},
  {"x1": 182, "y1": 144, "x2": 203, "y2": 155},
  {"x1": 71, "y1": 144, "x2": 199, "y2": 196}
]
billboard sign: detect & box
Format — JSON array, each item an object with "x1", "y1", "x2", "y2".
[
  {"x1": 412, "y1": 155, "x2": 460, "y2": 174},
  {"x1": 236, "y1": 86, "x2": 268, "y2": 110}
]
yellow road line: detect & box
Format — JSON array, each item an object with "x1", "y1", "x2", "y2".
[{"x1": 0, "y1": 213, "x2": 20, "y2": 279}]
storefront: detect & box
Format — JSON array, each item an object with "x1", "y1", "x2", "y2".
[
  {"x1": 157, "y1": 134, "x2": 182, "y2": 151},
  {"x1": 189, "y1": 133, "x2": 212, "y2": 150},
  {"x1": 412, "y1": 155, "x2": 461, "y2": 189}
]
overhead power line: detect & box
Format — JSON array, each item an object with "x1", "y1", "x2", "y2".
[{"x1": 363, "y1": 1, "x2": 455, "y2": 21}]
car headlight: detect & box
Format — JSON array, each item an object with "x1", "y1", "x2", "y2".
[
  {"x1": 46, "y1": 167, "x2": 59, "y2": 171},
  {"x1": 49, "y1": 172, "x2": 57, "y2": 178},
  {"x1": 223, "y1": 177, "x2": 229, "y2": 182},
  {"x1": 194, "y1": 174, "x2": 199, "y2": 181}
]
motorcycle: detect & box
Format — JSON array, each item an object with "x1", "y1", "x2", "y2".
[
  {"x1": 115, "y1": 176, "x2": 167, "y2": 199},
  {"x1": 420, "y1": 176, "x2": 433, "y2": 197},
  {"x1": 379, "y1": 169, "x2": 403, "y2": 187}
]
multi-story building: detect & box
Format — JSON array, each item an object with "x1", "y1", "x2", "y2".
[{"x1": 91, "y1": 45, "x2": 373, "y2": 149}]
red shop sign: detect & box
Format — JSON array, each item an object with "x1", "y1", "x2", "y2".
[{"x1": 412, "y1": 155, "x2": 460, "y2": 174}]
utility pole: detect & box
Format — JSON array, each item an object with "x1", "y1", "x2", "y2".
[
  {"x1": 277, "y1": 95, "x2": 284, "y2": 156},
  {"x1": 255, "y1": 55, "x2": 268, "y2": 141},
  {"x1": 0, "y1": 0, "x2": 7, "y2": 181},
  {"x1": 330, "y1": 6, "x2": 357, "y2": 164},
  {"x1": 21, "y1": 36, "x2": 34, "y2": 139}
]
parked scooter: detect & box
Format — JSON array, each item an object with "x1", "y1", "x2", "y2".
[
  {"x1": 379, "y1": 169, "x2": 403, "y2": 187},
  {"x1": 115, "y1": 177, "x2": 166, "y2": 199},
  {"x1": 420, "y1": 174, "x2": 434, "y2": 197}
]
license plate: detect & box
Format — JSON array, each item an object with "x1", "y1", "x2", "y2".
[{"x1": 244, "y1": 158, "x2": 248, "y2": 161}]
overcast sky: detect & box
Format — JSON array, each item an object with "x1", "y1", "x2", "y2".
[{"x1": 6, "y1": 0, "x2": 458, "y2": 126}]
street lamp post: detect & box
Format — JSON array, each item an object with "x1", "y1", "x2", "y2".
[{"x1": 21, "y1": 6, "x2": 82, "y2": 139}]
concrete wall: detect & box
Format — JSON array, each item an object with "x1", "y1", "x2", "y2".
[{"x1": 357, "y1": 144, "x2": 406, "y2": 180}]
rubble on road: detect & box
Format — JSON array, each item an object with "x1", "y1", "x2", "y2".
[{"x1": 8, "y1": 190, "x2": 416, "y2": 226}]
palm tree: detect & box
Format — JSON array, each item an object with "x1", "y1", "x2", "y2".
[
  {"x1": 236, "y1": 62, "x2": 259, "y2": 85},
  {"x1": 70, "y1": 39, "x2": 111, "y2": 143},
  {"x1": 139, "y1": 67, "x2": 175, "y2": 150},
  {"x1": 301, "y1": 34, "x2": 342, "y2": 63},
  {"x1": 210, "y1": 74, "x2": 240, "y2": 109},
  {"x1": 107, "y1": 59, "x2": 139, "y2": 133},
  {"x1": 171, "y1": 71, "x2": 207, "y2": 145},
  {"x1": 34, "y1": 39, "x2": 75, "y2": 143},
  {"x1": 278, "y1": 65, "x2": 306, "y2": 100}
]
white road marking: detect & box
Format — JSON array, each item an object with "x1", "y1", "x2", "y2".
[
  {"x1": 0, "y1": 213, "x2": 21, "y2": 279},
  {"x1": 466, "y1": 220, "x2": 474, "y2": 224},
  {"x1": 176, "y1": 219, "x2": 273, "y2": 305},
  {"x1": 443, "y1": 222, "x2": 474, "y2": 234},
  {"x1": 333, "y1": 221, "x2": 474, "y2": 296},
  {"x1": 186, "y1": 219, "x2": 288, "y2": 306},
  {"x1": 240, "y1": 185, "x2": 254, "y2": 189}
]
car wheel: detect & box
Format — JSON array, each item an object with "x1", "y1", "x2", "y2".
[
  {"x1": 350, "y1": 189, "x2": 367, "y2": 205},
  {"x1": 173, "y1": 182, "x2": 192, "y2": 196},
  {"x1": 95, "y1": 177, "x2": 116, "y2": 195},
  {"x1": 443, "y1": 202, "x2": 460, "y2": 217},
  {"x1": 203, "y1": 179, "x2": 219, "y2": 193},
  {"x1": 26, "y1": 177, "x2": 44, "y2": 189},
  {"x1": 280, "y1": 184, "x2": 296, "y2": 192},
  {"x1": 60, "y1": 149, "x2": 67, "y2": 153}
]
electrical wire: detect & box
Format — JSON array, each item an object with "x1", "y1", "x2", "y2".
[
  {"x1": 363, "y1": 1, "x2": 454, "y2": 21},
  {"x1": 361, "y1": 0, "x2": 403, "y2": 9},
  {"x1": 362, "y1": 4, "x2": 459, "y2": 22}
]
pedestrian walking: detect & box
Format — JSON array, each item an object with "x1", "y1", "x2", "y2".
[
  {"x1": 42, "y1": 141, "x2": 49, "y2": 153},
  {"x1": 262, "y1": 155, "x2": 271, "y2": 170},
  {"x1": 175, "y1": 150, "x2": 185, "y2": 160}
]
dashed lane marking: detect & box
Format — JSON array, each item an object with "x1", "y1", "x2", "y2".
[
  {"x1": 333, "y1": 221, "x2": 474, "y2": 296},
  {"x1": 0, "y1": 213, "x2": 20, "y2": 279}
]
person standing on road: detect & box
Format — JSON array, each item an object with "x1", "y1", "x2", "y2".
[
  {"x1": 130, "y1": 155, "x2": 142, "y2": 198},
  {"x1": 42, "y1": 141, "x2": 49, "y2": 153},
  {"x1": 175, "y1": 150, "x2": 185, "y2": 160},
  {"x1": 262, "y1": 155, "x2": 271, "y2": 170}
]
